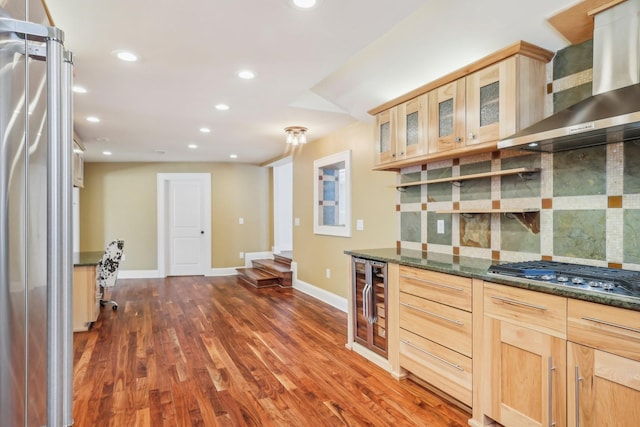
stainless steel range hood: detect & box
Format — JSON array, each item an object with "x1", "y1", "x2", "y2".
[{"x1": 499, "y1": 0, "x2": 640, "y2": 152}]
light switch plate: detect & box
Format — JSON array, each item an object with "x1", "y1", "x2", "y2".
[
  {"x1": 356, "y1": 219, "x2": 364, "y2": 231},
  {"x1": 437, "y1": 219, "x2": 445, "y2": 234}
]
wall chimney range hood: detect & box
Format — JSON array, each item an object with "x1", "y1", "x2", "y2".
[{"x1": 498, "y1": 0, "x2": 640, "y2": 152}]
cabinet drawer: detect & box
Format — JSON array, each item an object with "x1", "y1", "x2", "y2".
[
  {"x1": 484, "y1": 282, "x2": 567, "y2": 338},
  {"x1": 399, "y1": 328, "x2": 472, "y2": 407},
  {"x1": 568, "y1": 299, "x2": 640, "y2": 362},
  {"x1": 400, "y1": 292, "x2": 472, "y2": 357},
  {"x1": 399, "y1": 266, "x2": 472, "y2": 311}
]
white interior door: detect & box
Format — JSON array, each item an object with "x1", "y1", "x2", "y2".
[{"x1": 157, "y1": 173, "x2": 211, "y2": 276}]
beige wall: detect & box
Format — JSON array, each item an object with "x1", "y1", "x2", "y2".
[
  {"x1": 292, "y1": 121, "x2": 397, "y2": 298},
  {"x1": 80, "y1": 162, "x2": 271, "y2": 270}
]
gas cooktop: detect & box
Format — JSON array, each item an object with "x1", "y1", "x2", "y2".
[{"x1": 487, "y1": 260, "x2": 640, "y2": 298}]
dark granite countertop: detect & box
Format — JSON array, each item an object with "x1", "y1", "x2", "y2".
[
  {"x1": 73, "y1": 251, "x2": 103, "y2": 267},
  {"x1": 344, "y1": 248, "x2": 640, "y2": 312}
]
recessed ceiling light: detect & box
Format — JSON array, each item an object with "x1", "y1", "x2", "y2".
[
  {"x1": 215, "y1": 104, "x2": 230, "y2": 111},
  {"x1": 73, "y1": 85, "x2": 87, "y2": 93},
  {"x1": 237, "y1": 70, "x2": 255, "y2": 79},
  {"x1": 86, "y1": 116, "x2": 100, "y2": 123},
  {"x1": 188, "y1": 144, "x2": 198, "y2": 149},
  {"x1": 292, "y1": 0, "x2": 317, "y2": 8},
  {"x1": 102, "y1": 151, "x2": 112, "y2": 156},
  {"x1": 199, "y1": 127, "x2": 211, "y2": 133},
  {"x1": 229, "y1": 154, "x2": 238, "y2": 159},
  {"x1": 113, "y1": 50, "x2": 139, "y2": 62}
]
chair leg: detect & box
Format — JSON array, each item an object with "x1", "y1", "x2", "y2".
[{"x1": 99, "y1": 285, "x2": 118, "y2": 311}]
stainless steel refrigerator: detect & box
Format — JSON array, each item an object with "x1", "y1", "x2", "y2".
[{"x1": 0, "y1": 9, "x2": 74, "y2": 427}]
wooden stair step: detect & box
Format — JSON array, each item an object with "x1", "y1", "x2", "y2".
[
  {"x1": 236, "y1": 267, "x2": 280, "y2": 288},
  {"x1": 252, "y1": 259, "x2": 291, "y2": 274},
  {"x1": 273, "y1": 253, "x2": 292, "y2": 268},
  {"x1": 250, "y1": 259, "x2": 293, "y2": 288}
]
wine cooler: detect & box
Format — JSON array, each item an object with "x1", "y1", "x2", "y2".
[{"x1": 352, "y1": 257, "x2": 388, "y2": 357}]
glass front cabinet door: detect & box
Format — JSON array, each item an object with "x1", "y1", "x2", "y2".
[
  {"x1": 428, "y1": 79, "x2": 465, "y2": 153},
  {"x1": 397, "y1": 94, "x2": 428, "y2": 160},
  {"x1": 465, "y1": 60, "x2": 507, "y2": 147},
  {"x1": 374, "y1": 107, "x2": 397, "y2": 165}
]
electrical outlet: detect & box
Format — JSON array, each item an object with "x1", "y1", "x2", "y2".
[
  {"x1": 356, "y1": 219, "x2": 364, "y2": 231},
  {"x1": 239, "y1": 251, "x2": 244, "y2": 259},
  {"x1": 121, "y1": 253, "x2": 126, "y2": 261},
  {"x1": 437, "y1": 219, "x2": 445, "y2": 234},
  {"x1": 326, "y1": 268, "x2": 331, "y2": 279},
  {"x1": 238, "y1": 217, "x2": 244, "y2": 225},
  {"x1": 295, "y1": 217, "x2": 300, "y2": 226}
]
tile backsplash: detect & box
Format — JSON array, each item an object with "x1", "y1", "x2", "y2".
[{"x1": 397, "y1": 40, "x2": 640, "y2": 270}]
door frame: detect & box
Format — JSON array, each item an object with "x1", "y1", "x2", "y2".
[
  {"x1": 157, "y1": 173, "x2": 211, "y2": 277},
  {"x1": 271, "y1": 157, "x2": 293, "y2": 254}
]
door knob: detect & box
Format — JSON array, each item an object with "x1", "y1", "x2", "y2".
[{"x1": 200, "y1": 230, "x2": 204, "y2": 234}]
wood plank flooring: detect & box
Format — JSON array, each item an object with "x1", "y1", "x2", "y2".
[{"x1": 72, "y1": 275, "x2": 471, "y2": 426}]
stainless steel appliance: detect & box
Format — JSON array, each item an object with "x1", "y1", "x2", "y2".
[
  {"x1": 0, "y1": 11, "x2": 74, "y2": 427},
  {"x1": 352, "y1": 258, "x2": 387, "y2": 357},
  {"x1": 499, "y1": 0, "x2": 640, "y2": 152},
  {"x1": 488, "y1": 260, "x2": 640, "y2": 299}
]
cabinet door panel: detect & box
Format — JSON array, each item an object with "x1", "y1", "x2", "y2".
[
  {"x1": 484, "y1": 317, "x2": 566, "y2": 427},
  {"x1": 568, "y1": 342, "x2": 640, "y2": 427},
  {"x1": 374, "y1": 108, "x2": 397, "y2": 165},
  {"x1": 73, "y1": 265, "x2": 98, "y2": 331},
  {"x1": 466, "y1": 62, "x2": 503, "y2": 145},
  {"x1": 397, "y1": 95, "x2": 427, "y2": 159},
  {"x1": 429, "y1": 80, "x2": 465, "y2": 153}
]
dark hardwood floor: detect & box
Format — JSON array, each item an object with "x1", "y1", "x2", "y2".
[{"x1": 72, "y1": 275, "x2": 470, "y2": 426}]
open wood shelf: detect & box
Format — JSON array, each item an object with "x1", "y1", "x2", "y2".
[
  {"x1": 435, "y1": 208, "x2": 539, "y2": 214},
  {"x1": 396, "y1": 167, "x2": 540, "y2": 188}
]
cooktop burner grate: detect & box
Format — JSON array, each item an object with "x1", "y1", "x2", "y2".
[{"x1": 488, "y1": 260, "x2": 640, "y2": 297}]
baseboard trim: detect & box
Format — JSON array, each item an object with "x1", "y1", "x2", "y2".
[
  {"x1": 207, "y1": 268, "x2": 238, "y2": 276},
  {"x1": 118, "y1": 270, "x2": 163, "y2": 279},
  {"x1": 293, "y1": 278, "x2": 348, "y2": 313}
]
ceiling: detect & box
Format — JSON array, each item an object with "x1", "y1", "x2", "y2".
[{"x1": 44, "y1": 0, "x2": 580, "y2": 164}]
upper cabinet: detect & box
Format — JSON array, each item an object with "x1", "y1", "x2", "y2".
[
  {"x1": 374, "y1": 94, "x2": 428, "y2": 166},
  {"x1": 374, "y1": 107, "x2": 397, "y2": 165},
  {"x1": 428, "y1": 79, "x2": 465, "y2": 152},
  {"x1": 370, "y1": 41, "x2": 554, "y2": 170}
]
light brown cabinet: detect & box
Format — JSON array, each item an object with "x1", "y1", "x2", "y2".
[
  {"x1": 482, "y1": 282, "x2": 567, "y2": 427},
  {"x1": 370, "y1": 41, "x2": 553, "y2": 170},
  {"x1": 428, "y1": 78, "x2": 465, "y2": 152},
  {"x1": 73, "y1": 265, "x2": 99, "y2": 331},
  {"x1": 429, "y1": 57, "x2": 539, "y2": 155},
  {"x1": 374, "y1": 95, "x2": 428, "y2": 166},
  {"x1": 566, "y1": 299, "x2": 640, "y2": 427},
  {"x1": 398, "y1": 266, "x2": 473, "y2": 406}
]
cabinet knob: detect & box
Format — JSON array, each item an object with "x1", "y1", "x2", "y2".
[
  {"x1": 455, "y1": 137, "x2": 462, "y2": 143},
  {"x1": 399, "y1": 151, "x2": 405, "y2": 156},
  {"x1": 468, "y1": 133, "x2": 476, "y2": 140},
  {"x1": 391, "y1": 153, "x2": 396, "y2": 158}
]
